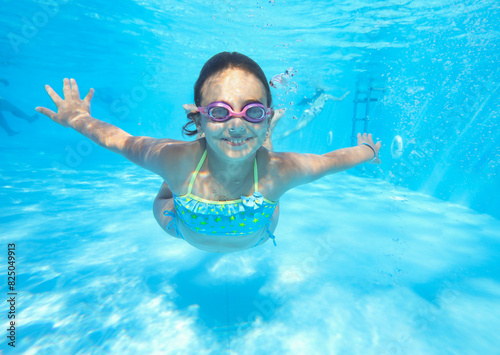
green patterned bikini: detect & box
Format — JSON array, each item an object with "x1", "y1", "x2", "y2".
[{"x1": 164, "y1": 149, "x2": 278, "y2": 247}]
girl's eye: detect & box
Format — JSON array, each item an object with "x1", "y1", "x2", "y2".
[
  {"x1": 209, "y1": 107, "x2": 228, "y2": 118},
  {"x1": 246, "y1": 106, "x2": 265, "y2": 119}
]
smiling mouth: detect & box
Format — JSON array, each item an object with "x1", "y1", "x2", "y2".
[{"x1": 222, "y1": 137, "x2": 252, "y2": 146}]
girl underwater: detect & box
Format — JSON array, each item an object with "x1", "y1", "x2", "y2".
[{"x1": 36, "y1": 52, "x2": 381, "y2": 253}]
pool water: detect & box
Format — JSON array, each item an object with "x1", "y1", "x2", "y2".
[
  {"x1": 1, "y1": 0, "x2": 499, "y2": 354},
  {"x1": 3, "y1": 155, "x2": 500, "y2": 353}
]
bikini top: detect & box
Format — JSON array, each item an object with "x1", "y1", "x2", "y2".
[{"x1": 172, "y1": 149, "x2": 278, "y2": 237}]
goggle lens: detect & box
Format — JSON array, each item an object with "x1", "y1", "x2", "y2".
[
  {"x1": 199, "y1": 101, "x2": 270, "y2": 123},
  {"x1": 209, "y1": 106, "x2": 229, "y2": 119},
  {"x1": 246, "y1": 106, "x2": 265, "y2": 119}
]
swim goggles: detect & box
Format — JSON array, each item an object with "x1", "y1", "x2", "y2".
[{"x1": 198, "y1": 101, "x2": 272, "y2": 123}]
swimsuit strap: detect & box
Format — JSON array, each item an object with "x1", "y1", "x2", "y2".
[
  {"x1": 187, "y1": 149, "x2": 207, "y2": 195},
  {"x1": 187, "y1": 149, "x2": 259, "y2": 194},
  {"x1": 254, "y1": 158, "x2": 259, "y2": 192}
]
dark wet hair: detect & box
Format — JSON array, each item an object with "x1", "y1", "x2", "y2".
[{"x1": 182, "y1": 52, "x2": 273, "y2": 137}]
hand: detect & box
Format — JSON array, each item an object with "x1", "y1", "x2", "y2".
[
  {"x1": 265, "y1": 108, "x2": 285, "y2": 142},
  {"x1": 357, "y1": 132, "x2": 381, "y2": 164},
  {"x1": 270, "y1": 108, "x2": 285, "y2": 132},
  {"x1": 182, "y1": 103, "x2": 198, "y2": 115},
  {"x1": 36, "y1": 78, "x2": 94, "y2": 127}
]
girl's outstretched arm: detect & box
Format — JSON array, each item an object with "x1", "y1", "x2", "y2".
[
  {"x1": 36, "y1": 78, "x2": 180, "y2": 178},
  {"x1": 324, "y1": 132, "x2": 381, "y2": 166},
  {"x1": 275, "y1": 133, "x2": 381, "y2": 194}
]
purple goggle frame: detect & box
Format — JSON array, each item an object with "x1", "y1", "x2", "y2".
[{"x1": 198, "y1": 101, "x2": 272, "y2": 123}]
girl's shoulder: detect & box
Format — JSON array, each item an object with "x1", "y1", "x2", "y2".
[
  {"x1": 258, "y1": 149, "x2": 293, "y2": 172},
  {"x1": 160, "y1": 138, "x2": 205, "y2": 194},
  {"x1": 164, "y1": 137, "x2": 205, "y2": 164},
  {"x1": 258, "y1": 150, "x2": 323, "y2": 199},
  {"x1": 256, "y1": 148, "x2": 296, "y2": 200}
]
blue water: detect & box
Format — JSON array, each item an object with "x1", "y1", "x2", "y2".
[{"x1": 1, "y1": 0, "x2": 500, "y2": 354}]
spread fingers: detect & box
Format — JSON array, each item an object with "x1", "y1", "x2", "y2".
[
  {"x1": 62, "y1": 78, "x2": 72, "y2": 99},
  {"x1": 44, "y1": 85, "x2": 63, "y2": 106},
  {"x1": 70, "y1": 78, "x2": 80, "y2": 99},
  {"x1": 84, "y1": 88, "x2": 95, "y2": 104},
  {"x1": 35, "y1": 106, "x2": 56, "y2": 120}
]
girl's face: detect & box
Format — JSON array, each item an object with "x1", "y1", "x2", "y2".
[{"x1": 197, "y1": 68, "x2": 270, "y2": 160}]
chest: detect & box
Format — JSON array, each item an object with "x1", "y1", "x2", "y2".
[{"x1": 173, "y1": 157, "x2": 281, "y2": 202}]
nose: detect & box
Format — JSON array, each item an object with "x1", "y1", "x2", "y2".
[
  {"x1": 228, "y1": 126, "x2": 246, "y2": 137},
  {"x1": 228, "y1": 118, "x2": 247, "y2": 137}
]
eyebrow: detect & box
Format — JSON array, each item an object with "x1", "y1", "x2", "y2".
[
  {"x1": 241, "y1": 99, "x2": 264, "y2": 107},
  {"x1": 208, "y1": 99, "x2": 265, "y2": 109}
]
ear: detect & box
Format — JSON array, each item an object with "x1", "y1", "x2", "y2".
[
  {"x1": 196, "y1": 120, "x2": 203, "y2": 133},
  {"x1": 191, "y1": 113, "x2": 203, "y2": 133},
  {"x1": 184, "y1": 103, "x2": 203, "y2": 131}
]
